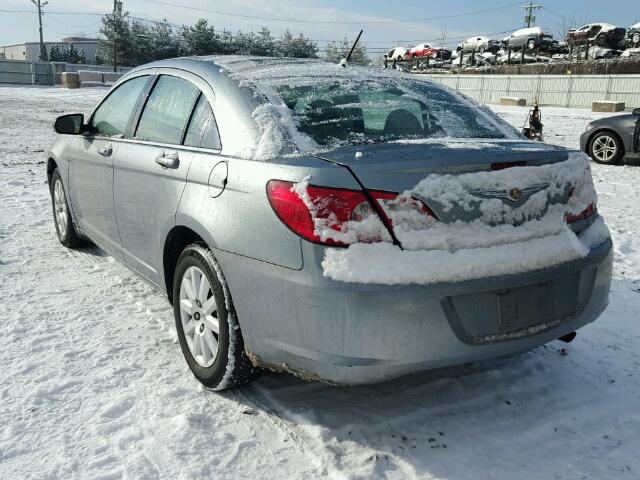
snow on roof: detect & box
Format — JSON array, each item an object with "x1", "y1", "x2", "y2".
[
  {"x1": 194, "y1": 56, "x2": 516, "y2": 161},
  {"x1": 202, "y1": 55, "x2": 416, "y2": 87},
  {"x1": 512, "y1": 27, "x2": 544, "y2": 36},
  {"x1": 579, "y1": 23, "x2": 620, "y2": 31}
]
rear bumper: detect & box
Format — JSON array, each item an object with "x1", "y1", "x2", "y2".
[{"x1": 216, "y1": 233, "x2": 613, "y2": 385}]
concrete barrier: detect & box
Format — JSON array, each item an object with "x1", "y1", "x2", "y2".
[
  {"x1": 102, "y1": 71, "x2": 123, "y2": 85},
  {"x1": 78, "y1": 70, "x2": 105, "y2": 87},
  {"x1": 60, "y1": 72, "x2": 79, "y2": 89},
  {"x1": 499, "y1": 97, "x2": 527, "y2": 106},
  {"x1": 592, "y1": 101, "x2": 626, "y2": 112}
]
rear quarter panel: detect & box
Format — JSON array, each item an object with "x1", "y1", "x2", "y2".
[{"x1": 176, "y1": 154, "x2": 361, "y2": 270}]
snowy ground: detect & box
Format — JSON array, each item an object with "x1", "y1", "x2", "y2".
[{"x1": 1, "y1": 86, "x2": 639, "y2": 480}]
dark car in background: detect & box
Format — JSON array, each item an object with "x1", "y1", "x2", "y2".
[
  {"x1": 581, "y1": 108, "x2": 640, "y2": 164},
  {"x1": 567, "y1": 23, "x2": 627, "y2": 48},
  {"x1": 622, "y1": 22, "x2": 640, "y2": 49}
]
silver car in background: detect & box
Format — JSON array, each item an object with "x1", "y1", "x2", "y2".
[
  {"x1": 457, "y1": 36, "x2": 501, "y2": 53},
  {"x1": 503, "y1": 27, "x2": 555, "y2": 51},
  {"x1": 48, "y1": 57, "x2": 612, "y2": 390}
]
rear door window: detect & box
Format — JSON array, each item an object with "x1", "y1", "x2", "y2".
[
  {"x1": 91, "y1": 76, "x2": 148, "y2": 137},
  {"x1": 135, "y1": 75, "x2": 200, "y2": 145},
  {"x1": 183, "y1": 95, "x2": 221, "y2": 150}
]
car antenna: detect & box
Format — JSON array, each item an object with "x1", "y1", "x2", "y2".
[{"x1": 341, "y1": 30, "x2": 364, "y2": 67}]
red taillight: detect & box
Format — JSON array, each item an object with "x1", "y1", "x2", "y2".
[
  {"x1": 266, "y1": 180, "x2": 436, "y2": 247},
  {"x1": 266, "y1": 180, "x2": 372, "y2": 247},
  {"x1": 566, "y1": 203, "x2": 597, "y2": 224},
  {"x1": 369, "y1": 190, "x2": 437, "y2": 225}
]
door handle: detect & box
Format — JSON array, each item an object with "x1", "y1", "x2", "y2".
[
  {"x1": 155, "y1": 151, "x2": 180, "y2": 169},
  {"x1": 97, "y1": 145, "x2": 113, "y2": 157}
]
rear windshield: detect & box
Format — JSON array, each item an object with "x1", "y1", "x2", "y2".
[{"x1": 275, "y1": 81, "x2": 506, "y2": 146}]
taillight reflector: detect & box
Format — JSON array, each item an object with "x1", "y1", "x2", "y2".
[
  {"x1": 491, "y1": 161, "x2": 527, "y2": 170},
  {"x1": 566, "y1": 203, "x2": 597, "y2": 224}
]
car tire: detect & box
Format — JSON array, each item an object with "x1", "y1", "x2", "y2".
[
  {"x1": 595, "y1": 35, "x2": 607, "y2": 47},
  {"x1": 50, "y1": 168, "x2": 86, "y2": 248},
  {"x1": 173, "y1": 244, "x2": 259, "y2": 390},
  {"x1": 527, "y1": 39, "x2": 536, "y2": 50},
  {"x1": 589, "y1": 131, "x2": 624, "y2": 165}
]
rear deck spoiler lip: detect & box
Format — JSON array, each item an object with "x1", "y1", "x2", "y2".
[{"x1": 310, "y1": 141, "x2": 571, "y2": 170}]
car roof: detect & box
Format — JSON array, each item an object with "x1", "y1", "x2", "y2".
[
  {"x1": 580, "y1": 23, "x2": 618, "y2": 30},
  {"x1": 513, "y1": 27, "x2": 543, "y2": 35},
  {"x1": 126, "y1": 55, "x2": 443, "y2": 89}
]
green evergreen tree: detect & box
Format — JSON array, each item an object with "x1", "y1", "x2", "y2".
[
  {"x1": 180, "y1": 19, "x2": 218, "y2": 56},
  {"x1": 324, "y1": 37, "x2": 368, "y2": 64},
  {"x1": 149, "y1": 20, "x2": 181, "y2": 60}
]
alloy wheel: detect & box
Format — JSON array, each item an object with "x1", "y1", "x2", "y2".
[
  {"x1": 53, "y1": 179, "x2": 68, "y2": 238},
  {"x1": 179, "y1": 266, "x2": 219, "y2": 367},
  {"x1": 592, "y1": 135, "x2": 618, "y2": 163}
]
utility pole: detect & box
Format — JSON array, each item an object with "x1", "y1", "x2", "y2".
[
  {"x1": 523, "y1": 2, "x2": 541, "y2": 28},
  {"x1": 30, "y1": 0, "x2": 49, "y2": 61},
  {"x1": 113, "y1": 0, "x2": 123, "y2": 72}
]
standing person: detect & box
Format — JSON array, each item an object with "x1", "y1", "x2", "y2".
[{"x1": 530, "y1": 103, "x2": 543, "y2": 135}]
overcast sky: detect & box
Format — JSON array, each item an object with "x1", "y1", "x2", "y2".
[{"x1": 1, "y1": 0, "x2": 638, "y2": 53}]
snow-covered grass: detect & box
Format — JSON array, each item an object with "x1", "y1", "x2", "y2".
[{"x1": 1, "y1": 86, "x2": 639, "y2": 479}]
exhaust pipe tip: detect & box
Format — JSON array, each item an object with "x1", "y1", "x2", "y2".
[{"x1": 559, "y1": 332, "x2": 577, "y2": 343}]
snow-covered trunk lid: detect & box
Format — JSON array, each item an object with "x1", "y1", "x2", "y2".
[
  {"x1": 312, "y1": 144, "x2": 606, "y2": 285},
  {"x1": 314, "y1": 140, "x2": 582, "y2": 230}
]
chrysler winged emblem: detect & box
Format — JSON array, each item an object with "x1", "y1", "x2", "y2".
[
  {"x1": 469, "y1": 183, "x2": 549, "y2": 203},
  {"x1": 509, "y1": 188, "x2": 522, "y2": 201}
]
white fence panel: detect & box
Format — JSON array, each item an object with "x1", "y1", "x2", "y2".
[
  {"x1": 569, "y1": 76, "x2": 610, "y2": 107},
  {"x1": 537, "y1": 77, "x2": 572, "y2": 106},
  {"x1": 419, "y1": 73, "x2": 640, "y2": 109},
  {"x1": 608, "y1": 76, "x2": 640, "y2": 108}
]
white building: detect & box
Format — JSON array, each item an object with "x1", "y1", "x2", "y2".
[{"x1": 0, "y1": 37, "x2": 99, "y2": 63}]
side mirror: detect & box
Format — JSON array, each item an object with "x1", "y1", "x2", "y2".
[
  {"x1": 54, "y1": 113, "x2": 85, "y2": 135},
  {"x1": 633, "y1": 108, "x2": 640, "y2": 116}
]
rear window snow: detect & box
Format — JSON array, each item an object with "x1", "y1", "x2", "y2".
[
  {"x1": 211, "y1": 56, "x2": 515, "y2": 159},
  {"x1": 275, "y1": 82, "x2": 505, "y2": 146}
]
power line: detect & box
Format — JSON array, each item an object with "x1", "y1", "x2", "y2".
[
  {"x1": 540, "y1": 6, "x2": 567, "y2": 21},
  {"x1": 45, "y1": 16, "x2": 102, "y2": 28},
  {"x1": 2, "y1": 7, "x2": 519, "y2": 52},
  {"x1": 0, "y1": 8, "x2": 101, "y2": 15},
  {"x1": 137, "y1": 0, "x2": 524, "y2": 25}
]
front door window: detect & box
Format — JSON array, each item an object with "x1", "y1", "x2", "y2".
[{"x1": 91, "y1": 76, "x2": 148, "y2": 137}]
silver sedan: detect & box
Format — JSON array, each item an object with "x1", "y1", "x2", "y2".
[{"x1": 47, "y1": 57, "x2": 612, "y2": 389}]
